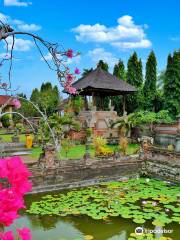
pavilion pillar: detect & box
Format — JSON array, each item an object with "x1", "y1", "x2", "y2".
[
  {"x1": 122, "y1": 95, "x2": 126, "y2": 115},
  {"x1": 92, "y1": 92, "x2": 96, "y2": 110},
  {"x1": 84, "y1": 96, "x2": 88, "y2": 110},
  {"x1": 99, "y1": 94, "x2": 103, "y2": 110}
]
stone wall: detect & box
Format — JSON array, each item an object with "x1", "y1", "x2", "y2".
[
  {"x1": 141, "y1": 159, "x2": 180, "y2": 183},
  {"x1": 76, "y1": 110, "x2": 120, "y2": 140},
  {"x1": 29, "y1": 158, "x2": 142, "y2": 193}
]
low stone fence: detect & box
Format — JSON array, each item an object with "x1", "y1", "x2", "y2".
[
  {"x1": 154, "y1": 122, "x2": 180, "y2": 151},
  {"x1": 141, "y1": 157, "x2": 180, "y2": 184},
  {"x1": 29, "y1": 157, "x2": 142, "y2": 193},
  {"x1": 142, "y1": 116, "x2": 180, "y2": 152}
]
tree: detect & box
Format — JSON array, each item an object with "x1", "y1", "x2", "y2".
[
  {"x1": 113, "y1": 59, "x2": 126, "y2": 80},
  {"x1": 97, "y1": 60, "x2": 109, "y2": 72},
  {"x1": 112, "y1": 59, "x2": 126, "y2": 115},
  {"x1": 143, "y1": 51, "x2": 157, "y2": 111},
  {"x1": 126, "y1": 52, "x2": 143, "y2": 113},
  {"x1": 30, "y1": 82, "x2": 59, "y2": 116},
  {"x1": 82, "y1": 68, "x2": 93, "y2": 77},
  {"x1": 164, "y1": 51, "x2": 180, "y2": 117}
]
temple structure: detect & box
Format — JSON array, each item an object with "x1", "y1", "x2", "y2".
[{"x1": 69, "y1": 67, "x2": 136, "y2": 141}]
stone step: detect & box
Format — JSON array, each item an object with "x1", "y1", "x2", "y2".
[{"x1": 1, "y1": 147, "x2": 31, "y2": 153}]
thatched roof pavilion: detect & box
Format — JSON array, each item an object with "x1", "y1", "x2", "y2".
[
  {"x1": 71, "y1": 67, "x2": 136, "y2": 114},
  {"x1": 72, "y1": 66, "x2": 136, "y2": 96}
]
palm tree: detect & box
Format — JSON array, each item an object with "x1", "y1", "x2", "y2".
[
  {"x1": 82, "y1": 68, "x2": 93, "y2": 77},
  {"x1": 111, "y1": 113, "x2": 135, "y2": 137}
]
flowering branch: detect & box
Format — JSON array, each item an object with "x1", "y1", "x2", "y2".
[{"x1": 0, "y1": 24, "x2": 79, "y2": 93}]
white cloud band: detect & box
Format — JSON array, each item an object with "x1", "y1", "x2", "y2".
[
  {"x1": 73, "y1": 15, "x2": 152, "y2": 49},
  {"x1": 4, "y1": 0, "x2": 32, "y2": 7}
]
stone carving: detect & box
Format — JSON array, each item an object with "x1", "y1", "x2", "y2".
[
  {"x1": 38, "y1": 144, "x2": 59, "y2": 169},
  {"x1": 138, "y1": 136, "x2": 153, "y2": 159}
]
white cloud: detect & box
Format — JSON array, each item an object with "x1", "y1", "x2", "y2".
[
  {"x1": 41, "y1": 52, "x2": 52, "y2": 61},
  {"x1": 117, "y1": 15, "x2": 134, "y2": 27},
  {"x1": 6, "y1": 36, "x2": 33, "y2": 51},
  {"x1": 4, "y1": 0, "x2": 32, "y2": 7},
  {"x1": 17, "y1": 23, "x2": 42, "y2": 31},
  {"x1": 111, "y1": 39, "x2": 151, "y2": 49},
  {"x1": 170, "y1": 36, "x2": 180, "y2": 42},
  {"x1": 0, "y1": 13, "x2": 42, "y2": 32},
  {"x1": 73, "y1": 15, "x2": 151, "y2": 49},
  {"x1": 88, "y1": 48, "x2": 118, "y2": 67},
  {"x1": 0, "y1": 13, "x2": 9, "y2": 22}
]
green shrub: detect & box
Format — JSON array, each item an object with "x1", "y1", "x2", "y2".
[
  {"x1": 86, "y1": 128, "x2": 93, "y2": 137},
  {"x1": 1, "y1": 115, "x2": 11, "y2": 128}
]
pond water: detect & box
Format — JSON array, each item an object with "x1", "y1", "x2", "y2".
[
  {"x1": 9, "y1": 213, "x2": 180, "y2": 240},
  {"x1": 7, "y1": 179, "x2": 180, "y2": 240}
]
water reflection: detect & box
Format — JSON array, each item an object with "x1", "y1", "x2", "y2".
[
  {"x1": 108, "y1": 230, "x2": 126, "y2": 240},
  {"x1": 9, "y1": 215, "x2": 135, "y2": 240},
  {"x1": 7, "y1": 214, "x2": 180, "y2": 240}
]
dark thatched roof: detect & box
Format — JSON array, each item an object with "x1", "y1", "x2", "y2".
[{"x1": 72, "y1": 67, "x2": 136, "y2": 96}]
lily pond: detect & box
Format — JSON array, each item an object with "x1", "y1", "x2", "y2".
[{"x1": 11, "y1": 178, "x2": 180, "y2": 240}]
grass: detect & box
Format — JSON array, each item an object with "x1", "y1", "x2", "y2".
[
  {"x1": 0, "y1": 133, "x2": 139, "y2": 159},
  {"x1": 30, "y1": 143, "x2": 139, "y2": 160},
  {"x1": 0, "y1": 134, "x2": 27, "y2": 142}
]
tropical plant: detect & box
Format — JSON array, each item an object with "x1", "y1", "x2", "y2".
[
  {"x1": 111, "y1": 113, "x2": 135, "y2": 137},
  {"x1": 39, "y1": 113, "x2": 80, "y2": 145},
  {"x1": 15, "y1": 123, "x2": 24, "y2": 135},
  {"x1": 119, "y1": 137, "x2": 128, "y2": 155},
  {"x1": 93, "y1": 136, "x2": 113, "y2": 156},
  {"x1": 82, "y1": 68, "x2": 93, "y2": 77},
  {"x1": 61, "y1": 137, "x2": 73, "y2": 158},
  {"x1": 112, "y1": 110, "x2": 173, "y2": 137},
  {"x1": 93, "y1": 136, "x2": 107, "y2": 153}
]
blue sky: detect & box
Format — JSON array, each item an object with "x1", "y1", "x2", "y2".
[{"x1": 0, "y1": 0, "x2": 179, "y2": 96}]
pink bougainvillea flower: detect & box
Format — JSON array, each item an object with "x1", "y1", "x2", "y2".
[
  {"x1": 65, "y1": 49, "x2": 73, "y2": 58},
  {"x1": 66, "y1": 73, "x2": 74, "y2": 84},
  {"x1": 74, "y1": 67, "x2": 80, "y2": 75},
  {"x1": 0, "y1": 231, "x2": 14, "y2": 240},
  {"x1": 0, "y1": 157, "x2": 32, "y2": 226},
  {"x1": 64, "y1": 73, "x2": 77, "y2": 94},
  {"x1": 0, "y1": 159, "x2": 8, "y2": 178},
  {"x1": 12, "y1": 99, "x2": 21, "y2": 109},
  {"x1": 64, "y1": 85, "x2": 77, "y2": 95},
  {"x1": 17, "y1": 228, "x2": 32, "y2": 240}
]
